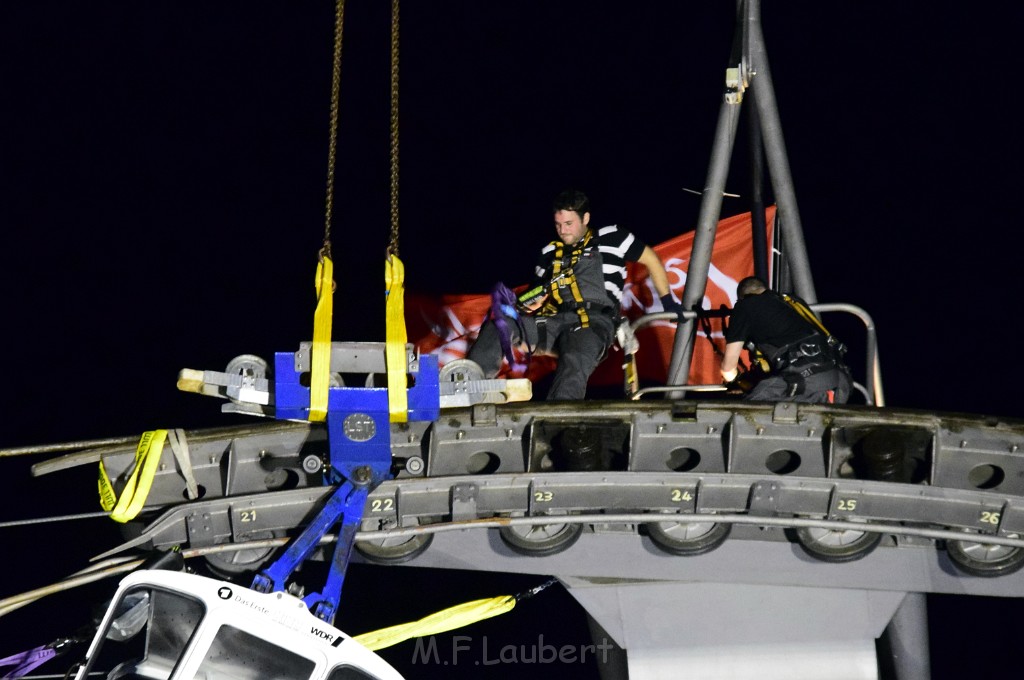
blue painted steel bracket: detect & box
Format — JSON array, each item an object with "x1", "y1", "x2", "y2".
[
  {"x1": 252, "y1": 349, "x2": 440, "y2": 622},
  {"x1": 273, "y1": 351, "x2": 440, "y2": 426}
]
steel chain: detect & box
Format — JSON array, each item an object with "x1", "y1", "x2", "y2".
[
  {"x1": 322, "y1": 0, "x2": 346, "y2": 260},
  {"x1": 388, "y1": 0, "x2": 400, "y2": 257}
]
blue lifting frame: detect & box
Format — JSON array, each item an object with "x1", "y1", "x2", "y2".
[{"x1": 251, "y1": 347, "x2": 440, "y2": 623}]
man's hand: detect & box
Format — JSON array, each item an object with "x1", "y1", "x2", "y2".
[
  {"x1": 721, "y1": 341, "x2": 745, "y2": 386},
  {"x1": 517, "y1": 285, "x2": 548, "y2": 313},
  {"x1": 659, "y1": 294, "x2": 684, "y2": 318}
]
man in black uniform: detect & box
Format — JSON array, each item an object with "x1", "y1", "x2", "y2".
[
  {"x1": 467, "y1": 189, "x2": 680, "y2": 400},
  {"x1": 720, "y1": 276, "x2": 851, "y2": 403}
]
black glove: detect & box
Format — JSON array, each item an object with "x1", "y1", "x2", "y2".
[{"x1": 659, "y1": 294, "x2": 684, "y2": 319}]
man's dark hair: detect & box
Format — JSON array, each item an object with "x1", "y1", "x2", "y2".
[
  {"x1": 553, "y1": 189, "x2": 590, "y2": 217},
  {"x1": 736, "y1": 276, "x2": 767, "y2": 299}
]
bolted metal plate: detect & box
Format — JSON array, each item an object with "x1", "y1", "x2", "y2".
[{"x1": 343, "y1": 413, "x2": 376, "y2": 442}]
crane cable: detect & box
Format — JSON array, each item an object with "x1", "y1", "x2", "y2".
[
  {"x1": 310, "y1": 0, "x2": 346, "y2": 423},
  {"x1": 384, "y1": 0, "x2": 409, "y2": 423}
]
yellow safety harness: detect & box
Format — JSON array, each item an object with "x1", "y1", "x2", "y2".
[
  {"x1": 545, "y1": 229, "x2": 593, "y2": 328},
  {"x1": 744, "y1": 292, "x2": 843, "y2": 377}
]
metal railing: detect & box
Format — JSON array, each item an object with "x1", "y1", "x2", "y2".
[{"x1": 630, "y1": 302, "x2": 883, "y2": 405}]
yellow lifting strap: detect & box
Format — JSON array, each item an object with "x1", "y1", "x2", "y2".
[
  {"x1": 385, "y1": 254, "x2": 408, "y2": 423},
  {"x1": 354, "y1": 595, "x2": 516, "y2": 651},
  {"x1": 310, "y1": 254, "x2": 335, "y2": 422},
  {"x1": 98, "y1": 430, "x2": 168, "y2": 524}
]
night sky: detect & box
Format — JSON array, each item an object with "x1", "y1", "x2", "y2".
[{"x1": 2, "y1": 2, "x2": 1024, "y2": 678}]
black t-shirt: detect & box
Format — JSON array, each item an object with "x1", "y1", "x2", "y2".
[{"x1": 725, "y1": 292, "x2": 820, "y2": 351}]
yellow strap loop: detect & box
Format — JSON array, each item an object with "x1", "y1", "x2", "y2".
[
  {"x1": 385, "y1": 254, "x2": 408, "y2": 423},
  {"x1": 354, "y1": 595, "x2": 515, "y2": 651},
  {"x1": 98, "y1": 430, "x2": 168, "y2": 524},
  {"x1": 310, "y1": 255, "x2": 335, "y2": 422}
]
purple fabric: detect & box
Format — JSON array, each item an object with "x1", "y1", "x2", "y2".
[
  {"x1": 1, "y1": 645, "x2": 56, "y2": 680},
  {"x1": 490, "y1": 282, "x2": 529, "y2": 374}
]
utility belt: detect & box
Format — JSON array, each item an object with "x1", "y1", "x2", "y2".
[
  {"x1": 557, "y1": 300, "x2": 616, "y2": 317},
  {"x1": 766, "y1": 334, "x2": 840, "y2": 373},
  {"x1": 783, "y1": 359, "x2": 838, "y2": 378}
]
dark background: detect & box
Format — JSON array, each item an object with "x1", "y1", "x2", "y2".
[{"x1": 2, "y1": 2, "x2": 1023, "y2": 678}]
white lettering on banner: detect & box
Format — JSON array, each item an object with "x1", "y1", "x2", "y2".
[
  {"x1": 663, "y1": 257, "x2": 688, "y2": 293},
  {"x1": 426, "y1": 305, "x2": 479, "y2": 362},
  {"x1": 707, "y1": 263, "x2": 739, "y2": 305},
  {"x1": 443, "y1": 306, "x2": 468, "y2": 340}
]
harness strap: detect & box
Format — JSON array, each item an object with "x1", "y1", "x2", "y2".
[
  {"x1": 547, "y1": 230, "x2": 592, "y2": 328},
  {"x1": 548, "y1": 246, "x2": 564, "y2": 306},
  {"x1": 780, "y1": 293, "x2": 833, "y2": 338}
]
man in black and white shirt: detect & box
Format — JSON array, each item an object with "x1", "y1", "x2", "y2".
[{"x1": 468, "y1": 189, "x2": 679, "y2": 400}]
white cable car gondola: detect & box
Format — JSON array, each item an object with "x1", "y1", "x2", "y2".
[{"x1": 73, "y1": 570, "x2": 404, "y2": 680}]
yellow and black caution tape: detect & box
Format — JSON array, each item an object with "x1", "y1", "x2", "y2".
[
  {"x1": 310, "y1": 253, "x2": 335, "y2": 422},
  {"x1": 384, "y1": 254, "x2": 408, "y2": 423},
  {"x1": 98, "y1": 430, "x2": 167, "y2": 524},
  {"x1": 353, "y1": 579, "x2": 556, "y2": 651}
]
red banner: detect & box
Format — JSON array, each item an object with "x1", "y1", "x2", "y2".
[{"x1": 407, "y1": 207, "x2": 774, "y2": 390}]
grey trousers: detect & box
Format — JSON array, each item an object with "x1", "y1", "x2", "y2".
[
  {"x1": 467, "y1": 311, "x2": 616, "y2": 401},
  {"x1": 746, "y1": 366, "x2": 852, "y2": 404}
]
